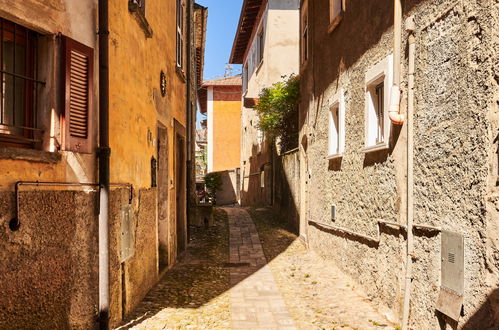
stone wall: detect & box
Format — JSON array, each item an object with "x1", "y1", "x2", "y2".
[
  {"x1": 274, "y1": 150, "x2": 300, "y2": 232},
  {"x1": 0, "y1": 191, "x2": 98, "y2": 329},
  {"x1": 301, "y1": 0, "x2": 499, "y2": 328}
]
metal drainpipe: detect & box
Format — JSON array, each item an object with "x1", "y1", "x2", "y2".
[
  {"x1": 402, "y1": 16, "x2": 416, "y2": 330},
  {"x1": 389, "y1": 0, "x2": 404, "y2": 125},
  {"x1": 185, "y1": 0, "x2": 193, "y2": 243},
  {"x1": 98, "y1": 0, "x2": 111, "y2": 328}
]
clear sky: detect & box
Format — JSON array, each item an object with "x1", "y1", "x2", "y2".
[
  {"x1": 196, "y1": 0, "x2": 244, "y2": 80},
  {"x1": 195, "y1": 0, "x2": 244, "y2": 127}
]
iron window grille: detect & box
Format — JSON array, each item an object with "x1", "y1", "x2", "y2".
[{"x1": 0, "y1": 18, "x2": 44, "y2": 148}]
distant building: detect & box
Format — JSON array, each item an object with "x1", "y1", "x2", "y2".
[
  {"x1": 229, "y1": 0, "x2": 300, "y2": 207},
  {"x1": 198, "y1": 75, "x2": 242, "y2": 173},
  {"x1": 195, "y1": 127, "x2": 207, "y2": 181}
]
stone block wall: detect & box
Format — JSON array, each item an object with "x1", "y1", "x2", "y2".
[{"x1": 301, "y1": 0, "x2": 499, "y2": 327}]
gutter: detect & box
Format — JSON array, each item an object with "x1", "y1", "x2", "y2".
[
  {"x1": 186, "y1": 0, "x2": 193, "y2": 243},
  {"x1": 98, "y1": 0, "x2": 111, "y2": 328}
]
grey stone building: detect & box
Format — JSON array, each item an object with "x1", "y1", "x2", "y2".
[{"x1": 299, "y1": 0, "x2": 498, "y2": 328}]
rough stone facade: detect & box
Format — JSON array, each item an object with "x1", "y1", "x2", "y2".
[{"x1": 300, "y1": 0, "x2": 499, "y2": 328}]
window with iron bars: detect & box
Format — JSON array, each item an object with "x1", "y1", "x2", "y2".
[
  {"x1": 0, "y1": 18, "x2": 44, "y2": 148},
  {"x1": 176, "y1": 0, "x2": 184, "y2": 69}
]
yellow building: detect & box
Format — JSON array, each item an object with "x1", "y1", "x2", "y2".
[
  {"x1": 0, "y1": 0, "x2": 206, "y2": 328},
  {"x1": 199, "y1": 75, "x2": 242, "y2": 173}
]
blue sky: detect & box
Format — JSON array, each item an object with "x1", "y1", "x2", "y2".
[
  {"x1": 196, "y1": 0, "x2": 243, "y2": 128},
  {"x1": 196, "y1": 0, "x2": 244, "y2": 80}
]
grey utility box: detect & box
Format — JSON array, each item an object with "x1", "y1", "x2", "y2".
[{"x1": 436, "y1": 230, "x2": 464, "y2": 321}]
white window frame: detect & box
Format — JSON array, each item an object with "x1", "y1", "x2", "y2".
[
  {"x1": 364, "y1": 54, "x2": 392, "y2": 152},
  {"x1": 328, "y1": 88, "x2": 345, "y2": 159}
]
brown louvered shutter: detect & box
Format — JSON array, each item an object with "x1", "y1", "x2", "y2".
[{"x1": 62, "y1": 36, "x2": 93, "y2": 153}]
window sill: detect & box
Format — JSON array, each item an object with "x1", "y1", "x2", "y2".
[
  {"x1": 176, "y1": 65, "x2": 186, "y2": 83},
  {"x1": 363, "y1": 142, "x2": 389, "y2": 153},
  {"x1": 0, "y1": 146, "x2": 61, "y2": 163},
  {"x1": 327, "y1": 153, "x2": 343, "y2": 160},
  {"x1": 129, "y1": 3, "x2": 153, "y2": 38}
]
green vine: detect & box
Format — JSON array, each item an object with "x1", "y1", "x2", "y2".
[{"x1": 255, "y1": 75, "x2": 299, "y2": 153}]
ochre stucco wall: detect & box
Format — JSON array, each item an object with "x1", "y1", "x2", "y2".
[
  {"x1": 212, "y1": 97, "x2": 241, "y2": 172},
  {"x1": 109, "y1": 0, "x2": 186, "y2": 189}
]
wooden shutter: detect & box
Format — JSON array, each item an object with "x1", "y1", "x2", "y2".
[{"x1": 62, "y1": 36, "x2": 93, "y2": 153}]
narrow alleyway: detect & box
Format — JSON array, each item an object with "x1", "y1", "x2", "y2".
[{"x1": 118, "y1": 207, "x2": 396, "y2": 330}]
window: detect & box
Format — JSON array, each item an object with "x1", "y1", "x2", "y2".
[
  {"x1": 243, "y1": 63, "x2": 248, "y2": 93},
  {"x1": 329, "y1": 0, "x2": 345, "y2": 32},
  {"x1": 176, "y1": 0, "x2": 184, "y2": 69},
  {"x1": 0, "y1": 18, "x2": 41, "y2": 148},
  {"x1": 256, "y1": 28, "x2": 264, "y2": 65},
  {"x1": 301, "y1": 1, "x2": 308, "y2": 63},
  {"x1": 328, "y1": 88, "x2": 345, "y2": 158},
  {"x1": 364, "y1": 55, "x2": 392, "y2": 151}
]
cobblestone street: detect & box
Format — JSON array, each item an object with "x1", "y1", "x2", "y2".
[{"x1": 118, "y1": 207, "x2": 397, "y2": 329}]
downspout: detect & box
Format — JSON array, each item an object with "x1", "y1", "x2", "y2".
[
  {"x1": 402, "y1": 16, "x2": 416, "y2": 330},
  {"x1": 185, "y1": 0, "x2": 193, "y2": 243},
  {"x1": 98, "y1": 0, "x2": 111, "y2": 328},
  {"x1": 389, "y1": 0, "x2": 404, "y2": 125}
]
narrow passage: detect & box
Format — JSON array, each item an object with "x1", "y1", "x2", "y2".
[
  {"x1": 119, "y1": 207, "x2": 395, "y2": 330},
  {"x1": 224, "y1": 207, "x2": 296, "y2": 329}
]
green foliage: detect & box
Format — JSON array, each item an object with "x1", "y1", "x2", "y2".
[
  {"x1": 204, "y1": 172, "x2": 222, "y2": 197},
  {"x1": 255, "y1": 75, "x2": 300, "y2": 153}
]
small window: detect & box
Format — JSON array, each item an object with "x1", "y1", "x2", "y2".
[
  {"x1": 256, "y1": 28, "x2": 264, "y2": 65},
  {"x1": 329, "y1": 0, "x2": 345, "y2": 32},
  {"x1": 176, "y1": 0, "x2": 184, "y2": 69},
  {"x1": 301, "y1": 1, "x2": 308, "y2": 63},
  {"x1": 260, "y1": 170, "x2": 265, "y2": 188},
  {"x1": 0, "y1": 18, "x2": 41, "y2": 148},
  {"x1": 328, "y1": 88, "x2": 345, "y2": 158},
  {"x1": 243, "y1": 63, "x2": 248, "y2": 92},
  {"x1": 364, "y1": 55, "x2": 392, "y2": 152}
]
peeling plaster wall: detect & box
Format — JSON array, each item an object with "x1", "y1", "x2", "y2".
[{"x1": 301, "y1": 0, "x2": 499, "y2": 328}]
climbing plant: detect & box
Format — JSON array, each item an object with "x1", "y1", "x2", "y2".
[{"x1": 255, "y1": 75, "x2": 300, "y2": 153}]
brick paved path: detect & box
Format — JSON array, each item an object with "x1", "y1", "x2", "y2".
[{"x1": 224, "y1": 207, "x2": 297, "y2": 329}]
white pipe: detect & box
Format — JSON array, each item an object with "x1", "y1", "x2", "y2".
[
  {"x1": 389, "y1": 0, "x2": 404, "y2": 125},
  {"x1": 402, "y1": 16, "x2": 416, "y2": 330}
]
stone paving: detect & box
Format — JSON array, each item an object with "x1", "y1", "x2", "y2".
[
  {"x1": 118, "y1": 206, "x2": 397, "y2": 330},
  {"x1": 224, "y1": 207, "x2": 296, "y2": 329}
]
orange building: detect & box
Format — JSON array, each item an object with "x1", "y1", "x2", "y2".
[{"x1": 199, "y1": 75, "x2": 242, "y2": 173}]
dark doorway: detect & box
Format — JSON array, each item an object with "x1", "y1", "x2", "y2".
[
  {"x1": 175, "y1": 127, "x2": 186, "y2": 257},
  {"x1": 157, "y1": 125, "x2": 169, "y2": 272}
]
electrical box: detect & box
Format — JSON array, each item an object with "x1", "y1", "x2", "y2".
[
  {"x1": 120, "y1": 205, "x2": 135, "y2": 262},
  {"x1": 436, "y1": 230, "x2": 464, "y2": 321}
]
